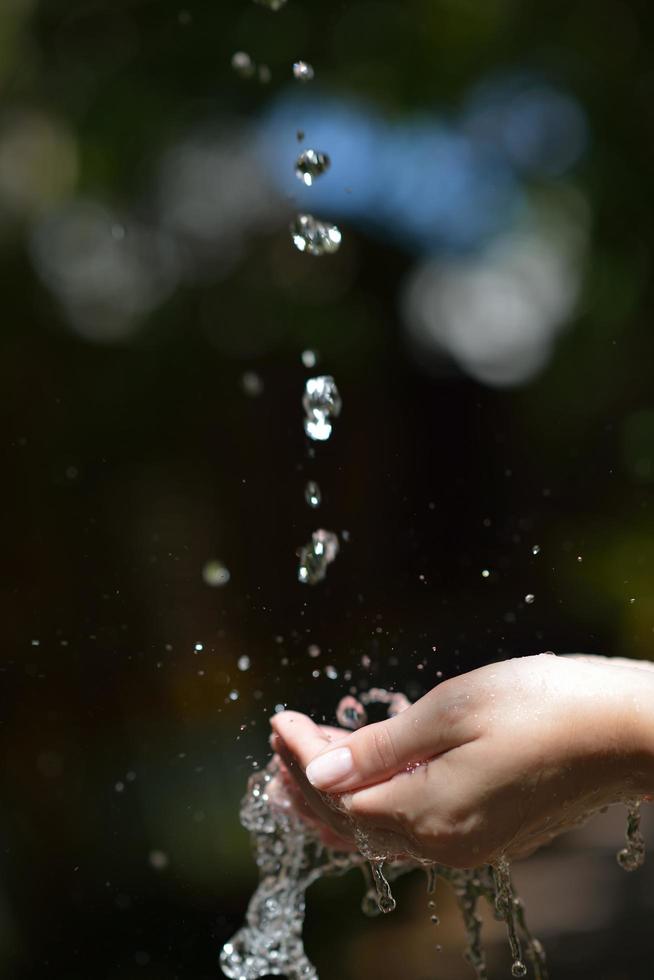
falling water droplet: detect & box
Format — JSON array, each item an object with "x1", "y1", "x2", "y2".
[
  {"x1": 257, "y1": 64, "x2": 272, "y2": 84},
  {"x1": 228, "y1": 690, "x2": 239, "y2": 701},
  {"x1": 231, "y1": 51, "x2": 256, "y2": 78},
  {"x1": 303, "y1": 375, "x2": 342, "y2": 443},
  {"x1": 291, "y1": 213, "x2": 342, "y2": 257},
  {"x1": 324, "y1": 665, "x2": 338, "y2": 680},
  {"x1": 295, "y1": 149, "x2": 330, "y2": 187},
  {"x1": 531, "y1": 544, "x2": 541, "y2": 556},
  {"x1": 301, "y1": 349, "x2": 318, "y2": 368},
  {"x1": 307, "y1": 644, "x2": 321, "y2": 658},
  {"x1": 202, "y1": 560, "x2": 231, "y2": 587},
  {"x1": 237, "y1": 655, "x2": 251, "y2": 672},
  {"x1": 511, "y1": 961, "x2": 528, "y2": 977},
  {"x1": 304, "y1": 416, "x2": 332, "y2": 441},
  {"x1": 524, "y1": 593, "x2": 535, "y2": 604},
  {"x1": 304, "y1": 480, "x2": 322, "y2": 508},
  {"x1": 481, "y1": 569, "x2": 490, "y2": 579},
  {"x1": 370, "y1": 861, "x2": 396, "y2": 914},
  {"x1": 242, "y1": 371, "x2": 263, "y2": 397},
  {"x1": 297, "y1": 529, "x2": 339, "y2": 584},
  {"x1": 293, "y1": 60, "x2": 314, "y2": 82}
]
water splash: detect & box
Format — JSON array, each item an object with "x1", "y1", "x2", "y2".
[
  {"x1": 221, "y1": 690, "x2": 558, "y2": 980},
  {"x1": 617, "y1": 800, "x2": 646, "y2": 871},
  {"x1": 291, "y1": 213, "x2": 342, "y2": 257},
  {"x1": 303, "y1": 375, "x2": 342, "y2": 442},
  {"x1": 295, "y1": 149, "x2": 330, "y2": 187},
  {"x1": 297, "y1": 529, "x2": 339, "y2": 584}
]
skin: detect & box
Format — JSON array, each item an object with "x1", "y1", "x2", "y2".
[{"x1": 270, "y1": 653, "x2": 654, "y2": 868}]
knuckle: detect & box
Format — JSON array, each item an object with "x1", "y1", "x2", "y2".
[{"x1": 368, "y1": 723, "x2": 401, "y2": 773}]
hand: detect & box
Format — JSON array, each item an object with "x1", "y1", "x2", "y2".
[{"x1": 271, "y1": 653, "x2": 654, "y2": 867}]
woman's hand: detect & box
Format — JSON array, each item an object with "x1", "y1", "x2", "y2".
[{"x1": 271, "y1": 653, "x2": 654, "y2": 867}]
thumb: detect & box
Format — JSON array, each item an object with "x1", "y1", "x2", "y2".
[{"x1": 304, "y1": 685, "x2": 464, "y2": 793}]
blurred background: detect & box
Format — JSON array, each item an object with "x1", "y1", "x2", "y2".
[{"x1": 2, "y1": 0, "x2": 654, "y2": 976}]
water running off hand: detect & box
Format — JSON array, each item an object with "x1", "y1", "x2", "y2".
[{"x1": 221, "y1": 689, "x2": 654, "y2": 980}]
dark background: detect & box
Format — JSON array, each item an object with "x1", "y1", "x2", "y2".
[{"x1": 3, "y1": 0, "x2": 654, "y2": 977}]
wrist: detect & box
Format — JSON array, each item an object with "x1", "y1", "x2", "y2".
[{"x1": 617, "y1": 668, "x2": 654, "y2": 797}]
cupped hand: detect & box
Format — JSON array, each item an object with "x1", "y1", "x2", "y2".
[{"x1": 271, "y1": 653, "x2": 654, "y2": 867}]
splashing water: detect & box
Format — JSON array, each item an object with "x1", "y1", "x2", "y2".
[
  {"x1": 220, "y1": 690, "x2": 570, "y2": 980},
  {"x1": 295, "y1": 149, "x2": 330, "y2": 187},
  {"x1": 297, "y1": 529, "x2": 339, "y2": 585},
  {"x1": 291, "y1": 214, "x2": 342, "y2": 257},
  {"x1": 617, "y1": 800, "x2": 646, "y2": 871},
  {"x1": 302, "y1": 375, "x2": 342, "y2": 442},
  {"x1": 304, "y1": 480, "x2": 322, "y2": 508}
]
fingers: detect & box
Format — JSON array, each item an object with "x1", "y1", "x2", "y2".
[
  {"x1": 275, "y1": 681, "x2": 472, "y2": 794},
  {"x1": 272, "y1": 732, "x2": 354, "y2": 842}
]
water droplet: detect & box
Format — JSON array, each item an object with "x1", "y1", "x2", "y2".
[
  {"x1": 301, "y1": 349, "x2": 318, "y2": 368},
  {"x1": 324, "y1": 665, "x2": 338, "y2": 680},
  {"x1": 296, "y1": 129, "x2": 305, "y2": 143},
  {"x1": 194, "y1": 642, "x2": 203, "y2": 652},
  {"x1": 577, "y1": 554, "x2": 583, "y2": 562},
  {"x1": 481, "y1": 569, "x2": 490, "y2": 578},
  {"x1": 228, "y1": 690, "x2": 239, "y2": 701},
  {"x1": 149, "y1": 850, "x2": 169, "y2": 870},
  {"x1": 303, "y1": 375, "x2": 342, "y2": 443},
  {"x1": 531, "y1": 544, "x2": 540, "y2": 556},
  {"x1": 297, "y1": 529, "x2": 339, "y2": 585},
  {"x1": 307, "y1": 644, "x2": 320, "y2": 658},
  {"x1": 304, "y1": 480, "x2": 322, "y2": 508},
  {"x1": 304, "y1": 416, "x2": 332, "y2": 441},
  {"x1": 237, "y1": 655, "x2": 251, "y2": 672},
  {"x1": 630, "y1": 597, "x2": 636, "y2": 604},
  {"x1": 257, "y1": 64, "x2": 271, "y2": 84},
  {"x1": 202, "y1": 559, "x2": 231, "y2": 587},
  {"x1": 511, "y1": 961, "x2": 527, "y2": 978},
  {"x1": 295, "y1": 149, "x2": 330, "y2": 187},
  {"x1": 292, "y1": 60, "x2": 314, "y2": 82},
  {"x1": 254, "y1": 0, "x2": 287, "y2": 9},
  {"x1": 115, "y1": 781, "x2": 125, "y2": 793},
  {"x1": 524, "y1": 594, "x2": 535, "y2": 604},
  {"x1": 231, "y1": 51, "x2": 256, "y2": 78},
  {"x1": 291, "y1": 213, "x2": 342, "y2": 256},
  {"x1": 242, "y1": 371, "x2": 263, "y2": 397}
]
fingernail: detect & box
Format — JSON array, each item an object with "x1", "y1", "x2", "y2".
[{"x1": 306, "y1": 747, "x2": 354, "y2": 789}]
